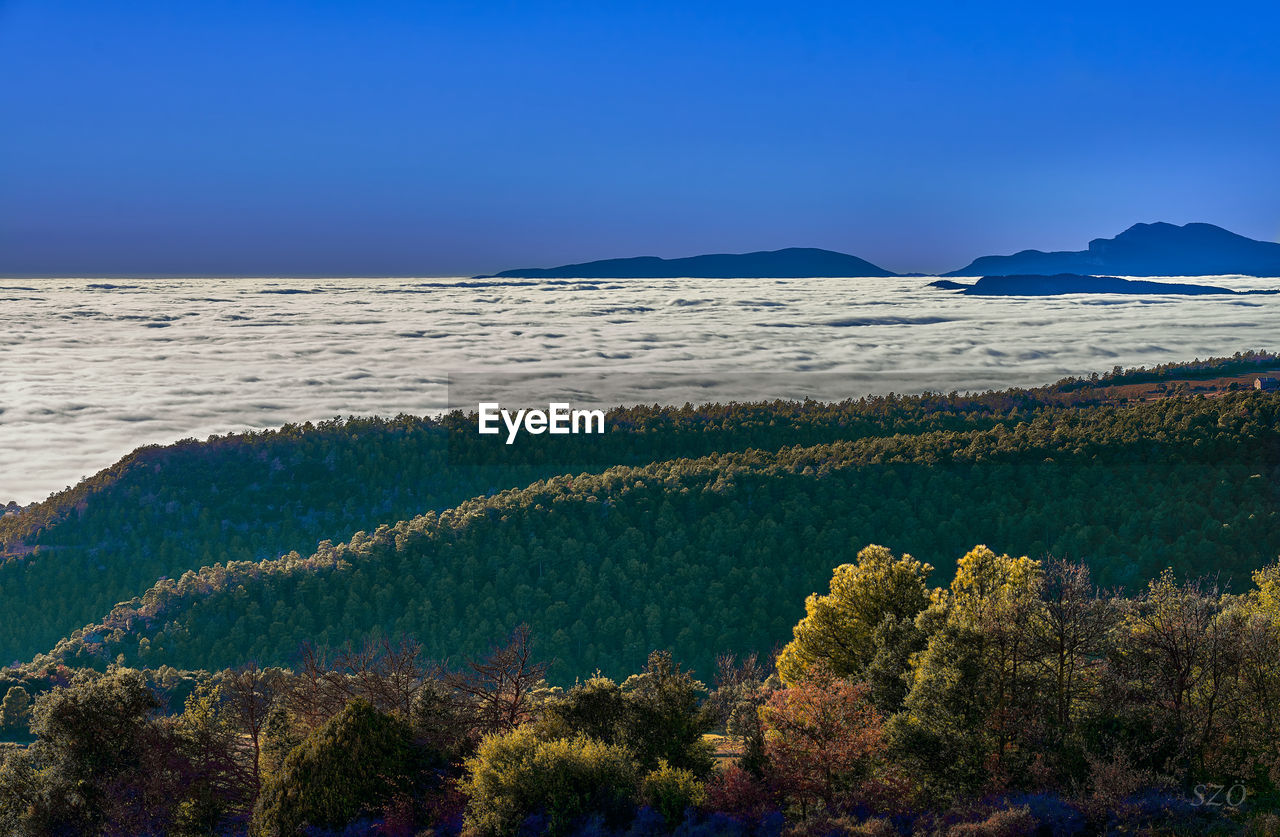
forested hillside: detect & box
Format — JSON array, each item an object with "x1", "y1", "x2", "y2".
[
  {"x1": 43, "y1": 392, "x2": 1280, "y2": 680},
  {"x1": 12, "y1": 546, "x2": 1280, "y2": 836},
  {"x1": 0, "y1": 401, "x2": 1034, "y2": 666},
  {"x1": 0, "y1": 364, "x2": 1156, "y2": 665}
]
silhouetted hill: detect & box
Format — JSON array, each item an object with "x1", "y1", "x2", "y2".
[
  {"x1": 945, "y1": 222, "x2": 1280, "y2": 277},
  {"x1": 939, "y1": 274, "x2": 1271, "y2": 296},
  {"x1": 480, "y1": 247, "x2": 896, "y2": 278}
]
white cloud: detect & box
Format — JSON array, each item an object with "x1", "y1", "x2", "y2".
[{"x1": 2, "y1": 275, "x2": 1277, "y2": 503}]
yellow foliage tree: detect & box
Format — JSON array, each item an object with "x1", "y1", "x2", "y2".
[{"x1": 777, "y1": 545, "x2": 933, "y2": 685}]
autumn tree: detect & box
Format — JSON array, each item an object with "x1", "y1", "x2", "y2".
[{"x1": 761, "y1": 666, "x2": 899, "y2": 814}]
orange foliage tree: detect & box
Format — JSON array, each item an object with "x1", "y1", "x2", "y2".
[{"x1": 760, "y1": 667, "x2": 907, "y2": 814}]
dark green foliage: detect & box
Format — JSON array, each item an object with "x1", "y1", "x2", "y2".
[
  {"x1": 251, "y1": 698, "x2": 416, "y2": 837},
  {"x1": 43, "y1": 391, "x2": 1280, "y2": 685},
  {"x1": 11, "y1": 351, "x2": 1268, "y2": 667},
  {"x1": 535, "y1": 651, "x2": 713, "y2": 776},
  {"x1": 22, "y1": 668, "x2": 173, "y2": 835},
  {"x1": 0, "y1": 391, "x2": 1057, "y2": 665},
  {"x1": 863, "y1": 614, "x2": 927, "y2": 714},
  {"x1": 885, "y1": 624, "x2": 992, "y2": 800},
  {"x1": 618, "y1": 651, "x2": 715, "y2": 776}
]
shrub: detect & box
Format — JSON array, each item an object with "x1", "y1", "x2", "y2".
[
  {"x1": 640, "y1": 760, "x2": 705, "y2": 825},
  {"x1": 761, "y1": 669, "x2": 899, "y2": 812},
  {"x1": 619, "y1": 652, "x2": 716, "y2": 777},
  {"x1": 945, "y1": 804, "x2": 1037, "y2": 836},
  {"x1": 251, "y1": 699, "x2": 416, "y2": 837},
  {"x1": 460, "y1": 727, "x2": 638, "y2": 836},
  {"x1": 703, "y1": 764, "x2": 778, "y2": 824}
]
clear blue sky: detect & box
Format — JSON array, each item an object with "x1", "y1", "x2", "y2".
[{"x1": 2, "y1": 0, "x2": 1278, "y2": 276}]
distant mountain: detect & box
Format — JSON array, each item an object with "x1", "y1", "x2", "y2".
[
  {"x1": 479, "y1": 247, "x2": 896, "y2": 279},
  {"x1": 945, "y1": 222, "x2": 1280, "y2": 277},
  {"x1": 935, "y1": 274, "x2": 1271, "y2": 296}
]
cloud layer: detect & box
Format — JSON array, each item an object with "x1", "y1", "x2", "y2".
[{"x1": 3, "y1": 275, "x2": 1278, "y2": 503}]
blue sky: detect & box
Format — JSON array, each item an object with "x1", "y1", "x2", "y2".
[{"x1": 2, "y1": 0, "x2": 1278, "y2": 276}]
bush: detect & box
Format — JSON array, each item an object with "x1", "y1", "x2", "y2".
[
  {"x1": 945, "y1": 804, "x2": 1037, "y2": 836},
  {"x1": 27, "y1": 668, "x2": 172, "y2": 835},
  {"x1": 703, "y1": 764, "x2": 778, "y2": 825},
  {"x1": 620, "y1": 652, "x2": 716, "y2": 777},
  {"x1": 460, "y1": 727, "x2": 638, "y2": 836},
  {"x1": 251, "y1": 699, "x2": 416, "y2": 836},
  {"x1": 640, "y1": 760, "x2": 705, "y2": 825},
  {"x1": 761, "y1": 670, "x2": 899, "y2": 811}
]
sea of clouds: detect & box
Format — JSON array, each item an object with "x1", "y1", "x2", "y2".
[{"x1": 2, "y1": 275, "x2": 1278, "y2": 504}]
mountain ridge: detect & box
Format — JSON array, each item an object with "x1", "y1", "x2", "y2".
[
  {"x1": 477, "y1": 247, "x2": 896, "y2": 279},
  {"x1": 944, "y1": 222, "x2": 1280, "y2": 277}
]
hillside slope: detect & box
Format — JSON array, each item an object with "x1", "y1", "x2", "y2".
[
  {"x1": 0, "y1": 397, "x2": 1051, "y2": 664},
  {"x1": 44, "y1": 392, "x2": 1280, "y2": 681}
]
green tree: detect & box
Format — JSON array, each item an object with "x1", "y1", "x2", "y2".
[
  {"x1": 777, "y1": 545, "x2": 934, "y2": 684},
  {"x1": 252, "y1": 699, "x2": 416, "y2": 837},
  {"x1": 0, "y1": 687, "x2": 30, "y2": 731},
  {"x1": 885, "y1": 622, "x2": 991, "y2": 800},
  {"x1": 26, "y1": 668, "x2": 170, "y2": 835},
  {"x1": 172, "y1": 683, "x2": 250, "y2": 835},
  {"x1": 460, "y1": 727, "x2": 638, "y2": 836},
  {"x1": 1112, "y1": 570, "x2": 1240, "y2": 785},
  {"x1": 949, "y1": 545, "x2": 1045, "y2": 774},
  {"x1": 537, "y1": 674, "x2": 628, "y2": 744},
  {"x1": 260, "y1": 703, "x2": 302, "y2": 779},
  {"x1": 619, "y1": 650, "x2": 715, "y2": 775},
  {"x1": 640, "y1": 760, "x2": 706, "y2": 826},
  {"x1": 410, "y1": 679, "x2": 476, "y2": 766}
]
